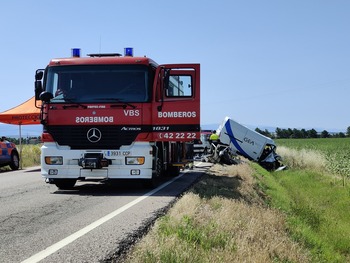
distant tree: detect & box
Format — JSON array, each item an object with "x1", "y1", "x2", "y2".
[
  {"x1": 336, "y1": 132, "x2": 346, "y2": 138},
  {"x1": 347, "y1": 126, "x2": 350, "y2": 137},
  {"x1": 275, "y1": 127, "x2": 289, "y2": 138},
  {"x1": 274, "y1": 127, "x2": 339, "y2": 139},
  {"x1": 301, "y1": 129, "x2": 308, "y2": 138},
  {"x1": 275, "y1": 127, "x2": 282, "y2": 138},
  {"x1": 320, "y1": 130, "x2": 330, "y2": 138},
  {"x1": 307, "y1": 129, "x2": 318, "y2": 138},
  {"x1": 291, "y1": 128, "x2": 303, "y2": 138},
  {"x1": 275, "y1": 127, "x2": 296, "y2": 139},
  {"x1": 255, "y1": 128, "x2": 272, "y2": 138}
]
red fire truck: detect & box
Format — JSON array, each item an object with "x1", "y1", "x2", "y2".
[{"x1": 34, "y1": 48, "x2": 200, "y2": 189}]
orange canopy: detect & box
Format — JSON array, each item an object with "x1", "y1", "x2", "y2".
[{"x1": 0, "y1": 96, "x2": 41, "y2": 125}]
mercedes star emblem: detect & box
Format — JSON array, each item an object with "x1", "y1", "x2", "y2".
[{"x1": 87, "y1": 128, "x2": 102, "y2": 143}]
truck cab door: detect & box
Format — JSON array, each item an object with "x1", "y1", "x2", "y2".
[{"x1": 152, "y1": 64, "x2": 200, "y2": 142}]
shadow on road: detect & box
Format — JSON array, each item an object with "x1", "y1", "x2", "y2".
[
  {"x1": 52, "y1": 180, "x2": 152, "y2": 196},
  {"x1": 51, "y1": 175, "x2": 188, "y2": 197},
  {"x1": 24, "y1": 168, "x2": 41, "y2": 173},
  {"x1": 43, "y1": 163, "x2": 210, "y2": 197}
]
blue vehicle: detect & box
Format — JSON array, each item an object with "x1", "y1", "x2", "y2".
[{"x1": 0, "y1": 137, "x2": 20, "y2": 170}]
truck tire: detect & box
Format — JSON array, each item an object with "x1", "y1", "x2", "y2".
[
  {"x1": 54, "y1": 179, "x2": 76, "y2": 190},
  {"x1": 145, "y1": 158, "x2": 162, "y2": 188},
  {"x1": 10, "y1": 151, "x2": 20, "y2": 170}
]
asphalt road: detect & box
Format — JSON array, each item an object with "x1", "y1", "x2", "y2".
[{"x1": 0, "y1": 163, "x2": 209, "y2": 263}]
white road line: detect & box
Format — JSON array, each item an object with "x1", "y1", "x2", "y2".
[{"x1": 21, "y1": 173, "x2": 186, "y2": 263}]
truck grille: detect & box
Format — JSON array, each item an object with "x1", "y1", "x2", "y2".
[{"x1": 46, "y1": 125, "x2": 143, "y2": 149}]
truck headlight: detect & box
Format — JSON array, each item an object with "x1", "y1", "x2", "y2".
[
  {"x1": 45, "y1": 156, "x2": 63, "y2": 165},
  {"x1": 125, "y1": 157, "x2": 145, "y2": 165}
]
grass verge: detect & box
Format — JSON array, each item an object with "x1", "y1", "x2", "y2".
[
  {"x1": 252, "y1": 163, "x2": 350, "y2": 262},
  {"x1": 19, "y1": 144, "x2": 41, "y2": 168},
  {"x1": 122, "y1": 163, "x2": 310, "y2": 263}
]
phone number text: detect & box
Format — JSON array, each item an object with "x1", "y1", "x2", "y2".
[{"x1": 156, "y1": 132, "x2": 196, "y2": 139}]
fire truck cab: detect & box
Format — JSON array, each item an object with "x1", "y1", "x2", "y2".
[{"x1": 35, "y1": 48, "x2": 200, "y2": 189}]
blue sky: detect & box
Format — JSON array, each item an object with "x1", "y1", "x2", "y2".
[{"x1": 0, "y1": 0, "x2": 349, "y2": 136}]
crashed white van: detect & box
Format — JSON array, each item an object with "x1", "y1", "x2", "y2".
[{"x1": 217, "y1": 117, "x2": 283, "y2": 170}]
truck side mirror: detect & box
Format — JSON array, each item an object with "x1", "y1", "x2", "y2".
[
  {"x1": 35, "y1": 70, "x2": 43, "y2": 80},
  {"x1": 35, "y1": 70, "x2": 44, "y2": 100}
]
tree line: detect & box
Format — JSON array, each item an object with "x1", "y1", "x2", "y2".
[
  {"x1": 255, "y1": 127, "x2": 350, "y2": 139},
  {"x1": 2, "y1": 136, "x2": 41, "y2": 145}
]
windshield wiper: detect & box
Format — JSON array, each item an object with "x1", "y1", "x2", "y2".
[
  {"x1": 62, "y1": 97, "x2": 88, "y2": 109},
  {"x1": 97, "y1": 98, "x2": 136, "y2": 109}
]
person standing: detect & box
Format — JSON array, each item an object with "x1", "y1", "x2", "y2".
[
  {"x1": 209, "y1": 130, "x2": 220, "y2": 153},
  {"x1": 209, "y1": 130, "x2": 219, "y2": 143}
]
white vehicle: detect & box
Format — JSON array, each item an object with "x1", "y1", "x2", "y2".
[{"x1": 217, "y1": 117, "x2": 283, "y2": 170}]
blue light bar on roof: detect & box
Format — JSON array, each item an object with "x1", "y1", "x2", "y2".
[
  {"x1": 124, "y1": 47, "x2": 133, "y2": 57},
  {"x1": 71, "y1": 48, "x2": 81, "y2": 57}
]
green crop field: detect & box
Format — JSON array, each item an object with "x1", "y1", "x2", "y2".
[{"x1": 276, "y1": 137, "x2": 350, "y2": 152}]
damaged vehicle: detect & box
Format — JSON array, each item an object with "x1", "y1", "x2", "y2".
[
  {"x1": 216, "y1": 117, "x2": 284, "y2": 170},
  {"x1": 208, "y1": 141, "x2": 239, "y2": 165}
]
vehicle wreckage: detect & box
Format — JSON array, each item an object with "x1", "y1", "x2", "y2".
[{"x1": 198, "y1": 117, "x2": 286, "y2": 171}]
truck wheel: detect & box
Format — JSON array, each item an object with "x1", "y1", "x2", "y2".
[
  {"x1": 54, "y1": 179, "x2": 76, "y2": 190},
  {"x1": 10, "y1": 152, "x2": 20, "y2": 170},
  {"x1": 145, "y1": 158, "x2": 162, "y2": 188}
]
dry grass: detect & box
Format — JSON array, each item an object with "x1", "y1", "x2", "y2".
[
  {"x1": 123, "y1": 163, "x2": 310, "y2": 263},
  {"x1": 19, "y1": 144, "x2": 41, "y2": 168},
  {"x1": 277, "y1": 145, "x2": 327, "y2": 172}
]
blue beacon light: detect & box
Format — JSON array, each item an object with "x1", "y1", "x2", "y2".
[
  {"x1": 72, "y1": 48, "x2": 81, "y2": 57},
  {"x1": 124, "y1": 47, "x2": 133, "y2": 57}
]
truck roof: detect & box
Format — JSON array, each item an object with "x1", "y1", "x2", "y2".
[{"x1": 48, "y1": 56, "x2": 158, "y2": 67}]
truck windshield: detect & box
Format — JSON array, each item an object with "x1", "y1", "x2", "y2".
[{"x1": 46, "y1": 65, "x2": 150, "y2": 103}]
